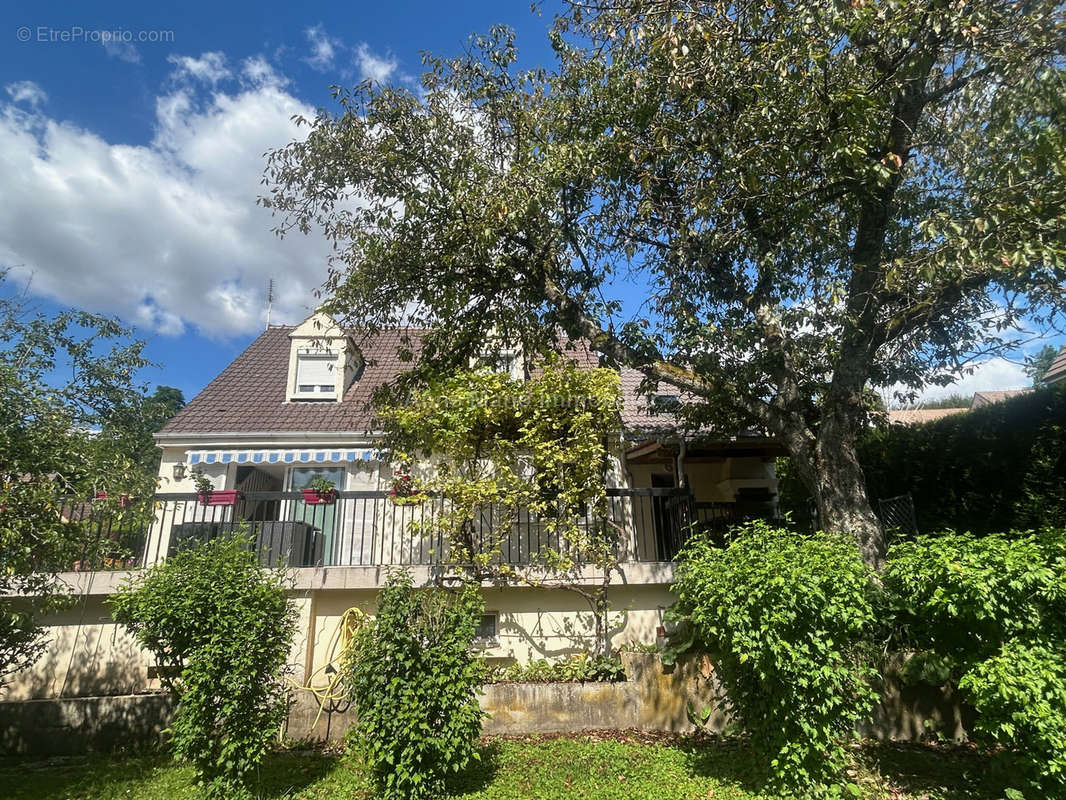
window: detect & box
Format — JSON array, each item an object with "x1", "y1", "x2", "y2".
[
  {"x1": 650, "y1": 393, "x2": 682, "y2": 414},
  {"x1": 294, "y1": 351, "x2": 337, "y2": 399},
  {"x1": 477, "y1": 350, "x2": 517, "y2": 378},
  {"x1": 474, "y1": 613, "x2": 498, "y2": 644}
]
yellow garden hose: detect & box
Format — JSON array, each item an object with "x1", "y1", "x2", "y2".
[{"x1": 283, "y1": 606, "x2": 369, "y2": 736}]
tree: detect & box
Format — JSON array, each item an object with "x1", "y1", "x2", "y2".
[
  {"x1": 263, "y1": 0, "x2": 1066, "y2": 568},
  {"x1": 0, "y1": 273, "x2": 159, "y2": 687},
  {"x1": 1026, "y1": 344, "x2": 1060, "y2": 386},
  {"x1": 150, "y1": 385, "x2": 186, "y2": 419},
  {"x1": 916, "y1": 393, "x2": 973, "y2": 410}
]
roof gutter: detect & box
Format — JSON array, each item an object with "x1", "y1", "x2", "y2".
[{"x1": 154, "y1": 430, "x2": 384, "y2": 446}]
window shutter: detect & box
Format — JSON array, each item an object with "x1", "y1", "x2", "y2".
[{"x1": 295, "y1": 353, "x2": 336, "y2": 394}]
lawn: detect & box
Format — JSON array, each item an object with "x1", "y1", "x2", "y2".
[{"x1": 1, "y1": 732, "x2": 1002, "y2": 800}]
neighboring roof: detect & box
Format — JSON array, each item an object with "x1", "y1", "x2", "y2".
[
  {"x1": 971, "y1": 389, "x2": 1032, "y2": 409},
  {"x1": 886, "y1": 408, "x2": 969, "y2": 426},
  {"x1": 1044, "y1": 345, "x2": 1066, "y2": 386},
  {"x1": 160, "y1": 326, "x2": 423, "y2": 436},
  {"x1": 161, "y1": 324, "x2": 722, "y2": 439}
]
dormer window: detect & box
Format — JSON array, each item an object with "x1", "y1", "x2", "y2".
[
  {"x1": 477, "y1": 350, "x2": 519, "y2": 379},
  {"x1": 293, "y1": 349, "x2": 338, "y2": 400},
  {"x1": 285, "y1": 312, "x2": 362, "y2": 404},
  {"x1": 650, "y1": 394, "x2": 682, "y2": 414}
]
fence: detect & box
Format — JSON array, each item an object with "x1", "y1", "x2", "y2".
[{"x1": 48, "y1": 488, "x2": 753, "y2": 572}]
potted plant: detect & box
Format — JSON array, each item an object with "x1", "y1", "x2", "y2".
[
  {"x1": 302, "y1": 476, "x2": 338, "y2": 505},
  {"x1": 192, "y1": 468, "x2": 242, "y2": 506},
  {"x1": 389, "y1": 468, "x2": 424, "y2": 505},
  {"x1": 93, "y1": 491, "x2": 134, "y2": 507}
]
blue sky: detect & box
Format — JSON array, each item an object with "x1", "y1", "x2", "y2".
[
  {"x1": 0, "y1": 0, "x2": 1056, "y2": 404},
  {"x1": 0, "y1": 0, "x2": 566, "y2": 401}
]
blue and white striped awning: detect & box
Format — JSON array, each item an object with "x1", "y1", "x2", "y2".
[{"x1": 186, "y1": 449, "x2": 379, "y2": 466}]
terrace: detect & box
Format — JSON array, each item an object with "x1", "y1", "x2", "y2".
[{"x1": 50, "y1": 488, "x2": 750, "y2": 573}]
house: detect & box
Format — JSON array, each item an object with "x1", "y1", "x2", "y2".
[
  {"x1": 5, "y1": 312, "x2": 781, "y2": 701},
  {"x1": 1044, "y1": 345, "x2": 1066, "y2": 386},
  {"x1": 970, "y1": 389, "x2": 1032, "y2": 408},
  {"x1": 885, "y1": 408, "x2": 968, "y2": 426},
  {"x1": 885, "y1": 386, "x2": 1037, "y2": 426}
]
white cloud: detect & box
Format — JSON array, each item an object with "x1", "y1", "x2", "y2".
[
  {"x1": 102, "y1": 38, "x2": 141, "y2": 64},
  {"x1": 5, "y1": 81, "x2": 47, "y2": 108},
  {"x1": 304, "y1": 24, "x2": 338, "y2": 71},
  {"x1": 241, "y1": 56, "x2": 288, "y2": 89},
  {"x1": 890, "y1": 357, "x2": 1031, "y2": 405},
  {"x1": 0, "y1": 62, "x2": 337, "y2": 338},
  {"x1": 355, "y1": 43, "x2": 398, "y2": 84},
  {"x1": 168, "y1": 52, "x2": 231, "y2": 85}
]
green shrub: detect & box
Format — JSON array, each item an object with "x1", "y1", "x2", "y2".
[
  {"x1": 886, "y1": 529, "x2": 1066, "y2": 796},
  {"x1": 959, "y1": 641, "x2": 1066, "y2": 798},
  {"x1": 885, "y1": 529, "x2": 1066, "y2": 667},
  {"x1": 111, "y1": 533, "x2": 296, "y2": 799},
  {"x1": 671, "y1": 522, "x2": 877, "y2": 793},
  {"x1": 342, "y1": 569, "x2": 485, "y2": 800},
  {"x1": 484, "y1": 652, "x2": 626, "y2": 683},
  {"x1": 858, "y1": 386, "x2": 1066, "y2": 535}
]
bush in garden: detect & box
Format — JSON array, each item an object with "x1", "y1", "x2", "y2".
[
  {"x1": 342, "y1": 569, "x2": 485, "y2": 800},
  {"x1": 885, "y1": 529, "x2": 1066, "y2": 796},
  {"x1": 484, "y1": 652, "x2": 626, "y2": 683},
  {"x1": 111, "y1": 533, "x2": 296, "y2": 800},
  {"x1": 671, "y1": 521, "x2": 877, "y2": 793},
  {"x1": 858, "y1": 386, "x2": 1066, "y2": 535},
  {"x1": 959, "y1": 641, "x2": 1066, "y2": 798},
  {"x1": 885, "y1": 529, "x2": 1066, "y2": 665}
]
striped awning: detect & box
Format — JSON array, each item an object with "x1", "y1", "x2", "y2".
[{"x1": 186, "y1": 448, "x2": 379, "y2": 466}]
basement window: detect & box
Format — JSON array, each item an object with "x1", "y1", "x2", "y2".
[{"x1": 474, "y1": 612, "x2": 499, "y2": 645}]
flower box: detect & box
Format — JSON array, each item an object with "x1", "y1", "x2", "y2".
[
  {"x1": 389, "y1": 491, "x2": 425, "y2": 506},
  {"x1": 302, "y1": 488, "x2": 337, "y2": 505},
  {"x1": 197, "y1": 490, "x2": 242, "y2": 506},
  {"x1": 94, "y1": 492, "x2": 134, "y2": 507}
]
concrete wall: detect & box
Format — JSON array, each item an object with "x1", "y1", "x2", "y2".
[
  {"x1": 0, "y1": 655, "x2": 971, "y2": 756},
  {"x1": 2, "y1": 579, "x2": 674, "y2": 700}
]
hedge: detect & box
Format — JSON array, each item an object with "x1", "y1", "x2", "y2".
[{"x1": 778, "y1": 385, "x2": 1066, "y2": 535}]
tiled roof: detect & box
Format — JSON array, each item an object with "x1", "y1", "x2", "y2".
[
  {"x1": 886, "y1": 408, "x2": 969, "y2": 426},
  {"x1": 1044, "y1": 345, "x2": 1066, "y2": 386},
  {"x1": 970, "y1": 389, "x2": 1032, "y2": 409},
  {"x1": 161, "y1": 326, "x2": 424, "y2": 436},
  {"x1": 161, "y1": 325, "x2": 694, "y2": 438}
]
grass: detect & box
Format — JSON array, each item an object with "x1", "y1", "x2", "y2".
[{"x1": 0, "y1": 733, "x2": 1004, "y2": 800}]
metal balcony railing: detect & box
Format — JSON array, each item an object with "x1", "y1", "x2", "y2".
[{"x1": 44, "y1": 488, "x2": 756, "y2": 572}]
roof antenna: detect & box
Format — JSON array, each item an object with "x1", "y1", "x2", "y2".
[{"x1": 265, "y1": 278, "x2": 275, "y2": 329}]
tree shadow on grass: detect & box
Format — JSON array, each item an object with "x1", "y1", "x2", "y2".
[
  {"x1": 254, "y1": 750, "x2": 340, "y2": 798},
  {"x1": 676, "y1": 734, "x2": 774, "y2": 795},
  {"x1": 2, "y1": 750, "x2": 340, "y2": 800},
  {"x1": 447, "y1": 741, "x2": 503, "y2": 796},
  {"x1": 861, "y1": 741, "x2": 1009, "y2": 800}
]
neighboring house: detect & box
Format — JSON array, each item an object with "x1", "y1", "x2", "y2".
[
  {"x1": 7, "y1": 312, "x2": 781, "y2": 701},
  {"x1": 886, "y1": 386, "x2": 1037, "y2": 426},
  {"x1": 1044, "y1": 345, "x2": 1066, "y2": 386},
  {"x1": 970, "y1": 389, "x2": 1032, "y2": 408},
  {"x1": 885, "y1": 408, "x2": 968, "y2": 426}
]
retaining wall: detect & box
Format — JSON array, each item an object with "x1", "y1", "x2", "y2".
[{"x1": 0, "y1": 654, "x2": 970, "y2": 756}]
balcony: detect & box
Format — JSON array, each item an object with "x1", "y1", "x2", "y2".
[{"x1": 47, "y1": 489, "x2": 753, "y2": 573}]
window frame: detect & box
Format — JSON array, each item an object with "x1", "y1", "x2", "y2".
[{"x1": 292, "y1": 349, "x2": 339, "y2": 401}]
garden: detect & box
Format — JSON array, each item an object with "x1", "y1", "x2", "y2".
[{"x1": 5, "y1": 512, "x2": 1055, "y2": 800}]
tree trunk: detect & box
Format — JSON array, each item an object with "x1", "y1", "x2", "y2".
[
  {"x1": 813, "y1": 411, "x2": 886, "y2": 569},
  {"x1": 780, "y1": 411, "x2": 887, "y2": 570}
]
